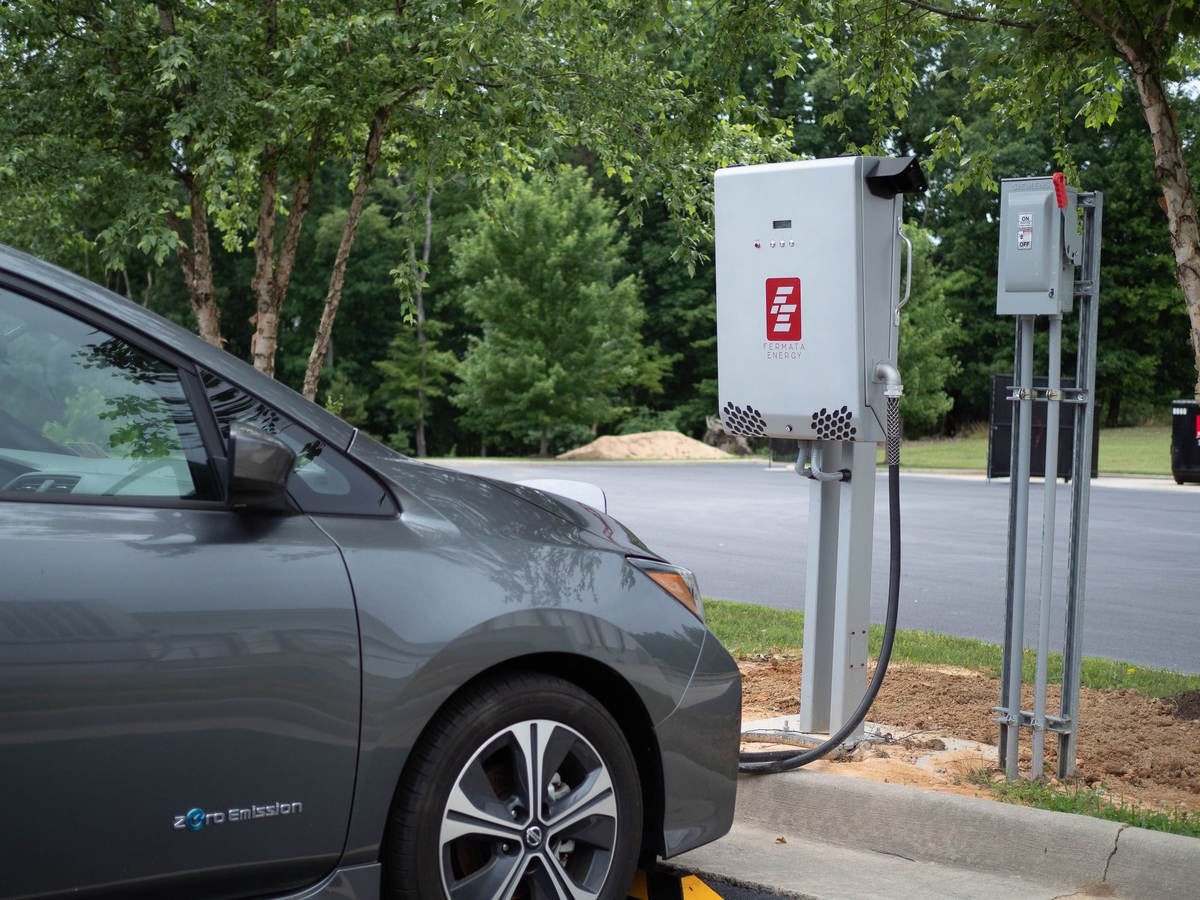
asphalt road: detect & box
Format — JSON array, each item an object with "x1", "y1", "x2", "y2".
[{"x1": 444, "y1": 460, "x2": 1200, "y2": 674}]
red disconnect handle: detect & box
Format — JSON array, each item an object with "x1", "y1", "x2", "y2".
[{"x1": 1052, "y1": 172, "x2": 1068, "y2": 208}]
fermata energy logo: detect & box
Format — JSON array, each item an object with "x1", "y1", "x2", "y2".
[{"x1": 765, "y1": 277, "x2": 801, "y2": 341}]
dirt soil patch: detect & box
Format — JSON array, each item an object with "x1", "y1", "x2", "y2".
[
  {"x1": 558, "y1": 431, "x2": 730, "y2": 461},
  {"x1": 741, "y1": 657, "x2": 1200, "y2": 815}
]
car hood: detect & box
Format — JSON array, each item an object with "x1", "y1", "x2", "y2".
[{"x1": 348, "y1": 434, "x2": 656, "y2": 558}]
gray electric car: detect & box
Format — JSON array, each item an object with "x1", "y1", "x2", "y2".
[{"x1": 0, "y1": 244, "x2": 740, "y2": 900}]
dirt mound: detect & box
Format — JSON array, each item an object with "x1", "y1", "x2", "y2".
[
  {"x1": 1171, "y1": 690, "x2": 1200, "y2": 721},
  {"x1": 741, "y1": 656, "x2": 1200, "y2": 815},
  {"x1": 557, "y1": 431, "x2": 730, "y2": 461}
]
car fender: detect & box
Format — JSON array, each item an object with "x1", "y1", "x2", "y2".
[{"x1": 340, "y1": 588, "x2": 708, "y2": 866}]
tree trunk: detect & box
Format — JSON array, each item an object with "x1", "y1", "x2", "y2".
[
  {"x1": 1067, "y1": 0, "x2": 1200, "y2": 400},
  {"x1": 539, "y1": 425, "x2": 549, "y2": 457},
  {"x1": 249, "y1": 158, "x2": 280, "y2": 375},
  {"x1": 1127, "y1": 65, "x2": 1200, "y2": 400},
  {"x1": 249, "y1": 151, "x2": 316, "y2": 378},
  {"x1": 155, "y1": 10, "x2": 221, "y2": 347},
  {"x1": 302, "y1": 104, "x2": 393, "y2": 400},
  {"x1": 415, "y1": 182, "x2": 434, "y2": 457},
  {"x1": 166, "y1": 171, "x2": 222, "y2": 348},
  {"x1": 1106, "y1": 390, "x2": 1121, "y2": 428}
]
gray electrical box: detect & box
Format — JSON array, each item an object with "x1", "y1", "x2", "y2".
[
  {"x1": 715, "y1": 157, "x2": 925, "y2": 443},
  {"x1": 996, "y1": 175, "x2": 1082, "y2": 315}
]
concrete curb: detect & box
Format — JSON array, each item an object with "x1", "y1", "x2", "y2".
[{"x1": 667, "y1": 771, "x2": 1200, "y2": 899}]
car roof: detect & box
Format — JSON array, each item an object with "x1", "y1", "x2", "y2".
[{"x1": 0, "y1": 242, "x2": 356, "y2": 450}]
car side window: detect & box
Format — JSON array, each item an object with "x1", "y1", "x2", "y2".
[
  {"x1": 202, "y1": 371, "x2": 396, "y2": 516},
  {"x1": 0, "y1": 289, "x2": 218, "y2": 502}
]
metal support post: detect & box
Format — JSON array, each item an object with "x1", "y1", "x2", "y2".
[
  {"x1": 798, "y1": 440, "x2": 875, "y2": 744},
  {"x1": 1059, "y1": 192, "x2": 1103, "y2": 778},
  {"x1": 1031, "y1": 315, "x2": 1062, "y2": 776},
  {"x1": 996, "y1": 192, "x2": 1102, "y2": 780},
  {"x1": 994, "y1": 178, "x2": 1101, "y2": 781},
  {"x1": 830, "y1": 440, "x2": 876, "y2": 738},
  {"x1": 799, "y1": 441, "x2": 841, "y2": 733},
  {"x1": 998, "y1": 321, "x2": 1025, "y2": 771},
  {"x1": 1003, "y1": 315, "x2": 1035, "y2": 781}
]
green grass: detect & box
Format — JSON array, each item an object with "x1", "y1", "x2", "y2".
[
  {"x1": 963, "y1": 771, "x2": 1200, "y2": 838},
  {"x1": 877, "y1": 425, "x2": 1171, "y2": 477},
  {"x1": 1095, "y1": 426, "x2": 1172, "y2": 476},
  {"x1": 704, "y1": 599, "x2": 1200, "y2": 699},
  {"x1": 880, "y1": 434, "x2": 989, "y2": 470},
  {"x1": 704, "y1": 598, "x2": 805, "y2": 657}
]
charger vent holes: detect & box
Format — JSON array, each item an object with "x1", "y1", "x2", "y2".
[
  {"x1": 811, "y1": 406, "x2": 857, "y2": 441},
  {"x1": 722, "y1": 402, "x2": 767, "y2": 437}
]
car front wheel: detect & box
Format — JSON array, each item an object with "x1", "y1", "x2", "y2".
[{"x1": 384, "y1": 672, "x2": 643, "y2": 900}]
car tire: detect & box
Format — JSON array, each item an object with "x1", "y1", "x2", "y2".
[{"x1": 383, "y1": 672, "x2": 643, "y2": 900}]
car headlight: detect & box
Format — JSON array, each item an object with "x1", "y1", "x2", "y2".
[{"x1": 628, "y1": 557, "x2": 704, "y2": 621}]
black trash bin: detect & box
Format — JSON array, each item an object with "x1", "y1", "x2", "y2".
[{"x1": 1170, "y1": 400, "x2": 1200, "y2": 484}]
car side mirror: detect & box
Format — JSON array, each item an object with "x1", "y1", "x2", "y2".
[{"x1": 227, "y1": 421, "x2": 295, "y2": 512}]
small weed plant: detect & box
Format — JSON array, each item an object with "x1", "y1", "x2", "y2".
[{"x1": 964, "y1": 770, "x2": 1200, "y2": 839}]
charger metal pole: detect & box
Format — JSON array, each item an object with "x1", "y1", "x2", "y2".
[
  {"x1": 798, "y1": 440, "x2": 874, "y2": 742},
  {"x1": 799, "y1": 442, "x2": 842, "y2": 734}
]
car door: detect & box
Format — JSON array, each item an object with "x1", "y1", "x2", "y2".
[{"x1": 0, "y1": 286, "x2": 362, "y2": 900}]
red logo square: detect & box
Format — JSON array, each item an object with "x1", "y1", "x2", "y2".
[{"x1": 766, "y1": 277, "x2": 801, "y2": 341}]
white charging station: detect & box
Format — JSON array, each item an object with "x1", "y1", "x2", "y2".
[
  {"x1": 716, "y1": 157, "x2": 925, "y2": 745},
  {"x1": 716, "y1": 157, "x2": 922, "y2": 444}
]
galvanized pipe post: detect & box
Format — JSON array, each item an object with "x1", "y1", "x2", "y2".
[
  {"x1": 1059, "y1": 192, "x2": 1103, "y2": 778},
  {"x1": 1031, "y1": 315, "x2": 1062, "y2": 776},
  {"x1": 1003, "y1": 315, "x2": 1036, "y2": 781},
  {"x1": 998, "y1": 322, "x2": 1025, "y2": 771}
]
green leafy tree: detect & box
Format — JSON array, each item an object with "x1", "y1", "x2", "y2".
[
  {"x1": 1086, "y1": 86, "x2": 1198, "y2": 421},
  {"x1": 624, "y1": 201, "x2": 714, "y2": 437},
  {"x1": 279, "y1": 186, "x2": 407, "y2": 423},
  {"x1": 0, "y1": 0, "x2": 787, "y2": 402},
  {"x1": 725, "y1": 0, "x2": 1200, "y2": 397},
  {"x1": 452, "y1": 167, "x2": 665, "y2": 456},
  {"x1": 911, "y1": 72, "x2": 1196, "y2": 426},
  {"x1": 388, "y1": 177, "x2": 482, "y2": 456},
  {"x1": 729, "y1": 21, "x2": 1194, "y2": 425},
  {"x1": 897, "y1": 230, "x2": 962, "y2": 435},
  {"x1": 375, "y1": 319, "x2": 457, "y2": 456},
  {"x1": 0, "y1": 0, "x2": 404, "y2": 360}
]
